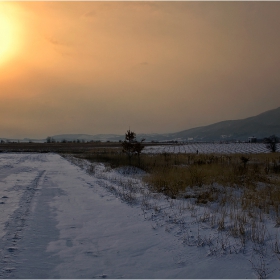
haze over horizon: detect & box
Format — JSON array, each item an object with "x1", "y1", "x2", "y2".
[{"x1": 1, "y1": 2, "x2": 280, "y2": 139}]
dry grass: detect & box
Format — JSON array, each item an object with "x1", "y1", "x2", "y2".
[
  {"x1": 66, "y1": 149, "x2": 280, "y2": 278},
  {"x1": 65, "y1": 149, "x2": 280, "y2": 279},
  {"x1": 71, "y1": 150, "x2": 280, "y2": 221}
]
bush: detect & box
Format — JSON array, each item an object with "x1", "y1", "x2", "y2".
[{"x1": 122, "y1": 130, "x2": 145, "y2": 165}]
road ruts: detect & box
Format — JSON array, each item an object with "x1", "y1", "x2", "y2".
[{"x1": 0, "y1": 170, "x2": 46, "y2": 278}]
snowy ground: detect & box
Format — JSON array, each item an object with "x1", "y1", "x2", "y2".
[
  {"x1": 0, "y1": 153, "x2": 279, "y2": 278},
  {"x1": 143, "y1": 143, "x2": 274, "y2": 154}
]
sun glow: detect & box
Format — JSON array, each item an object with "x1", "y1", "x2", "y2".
[{"x1": 0, "y1": 7, "x2": 22, "y2": 67}]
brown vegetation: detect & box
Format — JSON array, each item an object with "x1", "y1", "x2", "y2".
[
  {"x1": 65, "y1": 149, "x2": 280, "y2": 274},
  {"x1": 70, "y1": 149, "x2": 280, "y2": 212}
]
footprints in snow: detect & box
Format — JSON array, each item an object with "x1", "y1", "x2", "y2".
[
  {"x1": 0, "y1": 170, "x2": 46, "y2": 278},
  {"x1": 0, "y1": 195, "x2": 8, "y2": 205}
]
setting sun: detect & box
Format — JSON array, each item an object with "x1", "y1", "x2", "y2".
[
  {"x1": 0, "y1": 14, "x2": 13, "y2": 63},
  {"x1": 0, "y1": 5, "x2": 23, "y2": 67},
  {"x1": 0, "y1": 2, "x2": 280, "y2": 140}
]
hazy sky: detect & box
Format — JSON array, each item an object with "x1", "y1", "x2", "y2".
[{"x1": 1, "y1": 2, "x2": 280, "y2": 139}]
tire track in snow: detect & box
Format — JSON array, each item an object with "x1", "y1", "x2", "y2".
[{"x1": 0, "y1": 170, "x2": 46, "y2": 277}]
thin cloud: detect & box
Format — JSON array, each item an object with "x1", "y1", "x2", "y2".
[
  {"x1": 47, "y1": 36, "x2": 68, "y2": 46},
  {"x1": 82, "y1": 10, "x2": 96, "y2": 21},
  {"x1": 45, "y1": 36, "x2": 74, "y2": 57},
  {"x1": 1, "y1": 2, "x2": 280, "y2": 139}
]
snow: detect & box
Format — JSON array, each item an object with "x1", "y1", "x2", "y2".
[
  {"x1": 0, "y1": 153, "x2": 279, "y2": 278},
  {"x1": 143, "y1": 143, "x2": 273, "y2": 154}
]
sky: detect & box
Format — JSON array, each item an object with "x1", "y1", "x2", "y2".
[{"x1": 1, "y1": 1, "x2": 280, "y2": 139}]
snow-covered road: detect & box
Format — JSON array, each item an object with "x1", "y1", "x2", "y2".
[{"x1": 0, "y1": 153, "x2": 272, "y2": 278}]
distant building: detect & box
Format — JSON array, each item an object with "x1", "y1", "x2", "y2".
[{"x1": 248, "y1": 136, "x2": 257, "y2": 143}]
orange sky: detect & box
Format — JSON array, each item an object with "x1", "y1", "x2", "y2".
[{"x1": 1, "y1": 2, "x2": 280, "y2": 139}]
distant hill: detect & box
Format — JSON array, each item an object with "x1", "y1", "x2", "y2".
[
  {"x1": 2, "y1": 107, "x2": 279, "y2": 143},
  {"x1": 50, "y1": 107, "x2": 280, "y2": 142},
  {"x1": 50, "y1": 133, "x2": 164, "y2": 142},
  {"x1": 51, "y1": 134, "x2": 123, "y2": 142},
  {"x1": 166, "y1": 106, "x2": 280, "y2": 142}
]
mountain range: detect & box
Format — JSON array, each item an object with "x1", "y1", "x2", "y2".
[
  {"x1": 2, "y1": 107, "x2": 280, "y2": 143},
  {"x1": 50, "y1": 106, "x2": 280, "y2": 142},
  {"x1": 166, "y1": 106, "x2": 280, "y2": 142}
]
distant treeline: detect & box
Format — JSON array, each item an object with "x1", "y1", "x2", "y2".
[{"x1": 0, "y1": 134, "x2": 279, "y2": 145}]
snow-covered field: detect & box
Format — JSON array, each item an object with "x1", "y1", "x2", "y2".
[
  {"x1": 144, "y1": 143, "x2": 274, "y2": 154},
  {"x1": 0, "y1": 153, "x2": 279, "y2": 278}
]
